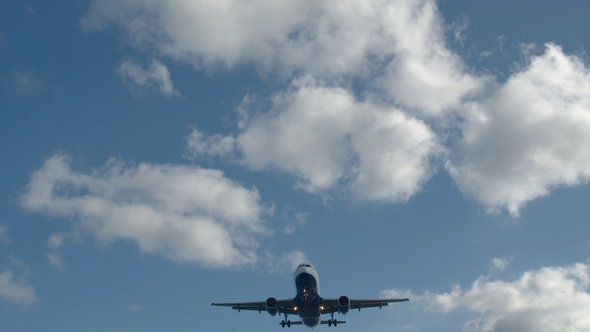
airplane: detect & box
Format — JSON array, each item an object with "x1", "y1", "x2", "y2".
[{"x1": 212, "y1": 263, "x2": 409, "y2": 328}]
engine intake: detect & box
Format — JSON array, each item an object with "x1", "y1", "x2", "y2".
[
  {"x1": 266, "y1": 297, "x2": 278, "y2": 316},
  {"x1": 338, "y1": 295, "x2": 350, "y2": 314}
]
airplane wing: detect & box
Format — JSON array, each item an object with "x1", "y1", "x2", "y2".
[
  {"x1": 211, "y1": 298, "x2": 298, "y2": 315},
  {"x1": 319, "y1": 298, "x2": 409, "y2": 314}
]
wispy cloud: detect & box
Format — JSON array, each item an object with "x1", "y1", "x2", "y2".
[
  {"x1": 117, "y1": 59, "x2": 181, "y2": 97},
  {"x1": 25, "y1": 5, "x2": 35, "y2": 16},
  {"x1": 129, "y1": 304, "x2": 143, "y2": 312},
  {"x1": 46, "y1": 252, "x2": 66, "y2": 271},
  {"x1": 0, "y1": 224, "x2": 9, "y2": 244},
  {"x1": 10, "y1": 70, "x2": 43, "y2": 94},
  {"x1": 265, "y1": 250, "x2": 310, "y2": 273},
  {"x1": 283, "y1": 212, "x2": 308, "y2": 235},
  {"x1": 490, "y1": 257, "x2": 511, "y2": 273},
  {"x1": 48, "y1": 234, "x2": 65, "y2": 249},
  {"x1": 0, "y1": 270, "x2": 39, "y2": 306}
]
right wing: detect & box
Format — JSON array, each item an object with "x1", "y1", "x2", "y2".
[
  {"x1": 212, "y1": 298, "x2": 298, "y2": 315},
  {"x1": 319, "y1": 297, "x2": 409, "y2": 314}
]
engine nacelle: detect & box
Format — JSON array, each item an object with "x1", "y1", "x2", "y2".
[
  {"x1": 266, "y1": 297, "x2": 278, "y2": 316},
  {"x1": 338, "y1": 295, "x2": 350, "y2": 315}
]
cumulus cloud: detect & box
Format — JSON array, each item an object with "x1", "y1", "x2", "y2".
[
  {"x1": 448, "y1": 44, "x2": 590, "y2": 216},
  {"x1": 381, "y1": 261, "x2": 590, "y2": 332},
  {"x1": 117, "y1": 59, "x2": 180, "y2": 97},
  {"x1": 81, "y1": 0, "x2": 392, "y2": 76},
  {"x1": 374, "y1": 2, "x2": 485, "y2": 115},
  {"x1": 82, "y1": 0, "x2": 482, "y2": 113},
  {"x1": 82, "y1": 0, "x2": 590, "y2": 216},
  {"x1": 0, "y1": 271, "x2": 39, "y2": 305},
  {"x1": 20, "y1": 153, "x2": 270, "y2": 268},
  {"x1": 187, "y1": 78, "x2": 441, "y2": 201}
]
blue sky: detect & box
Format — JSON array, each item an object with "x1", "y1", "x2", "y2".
[{"x1": 2, "y1": 1, "x2": 590, "y2": 331}]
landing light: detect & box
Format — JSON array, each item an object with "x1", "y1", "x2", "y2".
[
  {"x1": 294, "y1": 307, "x2": 297, "y2": 311},
  {"x1": 320, "y1": 306, "x2": 324, "y2": 310}
]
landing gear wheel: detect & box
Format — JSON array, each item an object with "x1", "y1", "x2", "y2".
[
  {"x1": 281, "y1": 321, "x2": 286, "y2": 328},
  {"x1": 333, "y1": 320, "x2": 337, "y2": 327},
  {"x1": 328, "y1": 320, "x2": 332, "y2": 327},
  {"x1": 287, "y1": 320, "x2": 291, "y2": 327}
]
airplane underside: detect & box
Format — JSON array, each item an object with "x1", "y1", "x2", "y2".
[{"x1": 211, "y1": 263, "x2": 409, "y2": 329}]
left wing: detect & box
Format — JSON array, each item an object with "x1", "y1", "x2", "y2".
[
  {"x1": 319, "y1": 298, "x2": 409, "y2": 314},
  {"x1": 212, "y1": 299, "x2": 298, "y2": 315}
]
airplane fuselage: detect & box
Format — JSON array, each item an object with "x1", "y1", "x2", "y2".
[
  {"x1": 211, "y1": 263, "x2": 409, "y2": 328},
  {"x1": 294, "y1": 264, "x2": 322, "y2": 328}
]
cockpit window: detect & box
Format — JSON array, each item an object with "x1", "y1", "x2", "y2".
[{"x1": 298, "y1": 263, "x2": 312, "y2": 268}]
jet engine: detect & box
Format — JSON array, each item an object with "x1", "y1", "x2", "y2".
[
  {"x1": 338, "y1": 295, "x2": 350, "y2": 314},
  {"x1": 266, "y1": 297, "x2": 278, "y2": 316}
]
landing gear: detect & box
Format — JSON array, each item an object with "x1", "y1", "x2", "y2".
[
  {"x1": 328, "y1": 312, "x2": 337, "y2": 327},
  {"x1": 280, "y1": 312, "x2": 291, "y2": 328}
]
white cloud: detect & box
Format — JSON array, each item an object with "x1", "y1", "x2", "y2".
[
  {"x1": 374, "y1": 2, "x2": 485, "y2": 116},
  {"x1": 382, "y1": 261, "x2": 590, "y2": 332},
  {"x1": 0, "y1": 270, "x2": 39, "y2": 305},
  {"x1": 448, "y1": 43, "x2": 590, "y2": 216},
  {"x1": 82, "y1": 0, "x2": 483, "y2": 112},
  {"x1": 265, "y1": 250, "x2": 310, "y2": 273},
  {"x1": 48, "y1": 234, "x2": 65, "y2": 249},
  {"x1": 283, "y1": 212, "x2": 308, "y2": 235},
  {"x1": 185, "y1": 129, "x2": 236, "y2": 160},
  {"x1": 83, "y1": 0, "x2": 590, "y2": 216},
  {"x1": 117, "y1": 59, "x2": 180, "y2": 97},
  {"x1": 490, "y1": 257, "x2": 510, "y2": 272},
  {"x1": 11, "y1": 70, "x2": 43, "y2": 94},
  {"x1": 25, "y1": 5, "x2": 35, "y2": 16},
  {"x1": 0, "y1": 224, "x2": 9, "y2": 244},
  {"x1": 187, "y1": 79, "x2": 441, "y2": 201},
  {"x1": 281, "y1": 250, "x2": 310, "y2": 271},
  {"x1": 81, "y1": 0, "x2": 386, "y2": 76},
  {"x1": 46, "y1": 252, "x2": 66, "y2": 270},
  {"x1": 20, "y1": 153, "x2": 270, "y2": 268},
  {"x1": 129, "y1": 304, "x2": 143, "y2": 312}
]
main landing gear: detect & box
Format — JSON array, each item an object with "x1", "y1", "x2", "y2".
[
  {"x1": 327, "y1": 312, "x2": 337, "y2": 327},
  {"x1": 280, "y1": 312, "x2": 291, "y2": 328}
]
